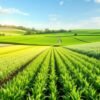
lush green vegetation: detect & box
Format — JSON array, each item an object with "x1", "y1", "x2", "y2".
[
  {"x1": 67, "y1": 42, "x2": 100, "y2": 59},
  {"x1": 0, "y1": 27, "x2": 100, "y2": 46},
  {"x1": 0, "y1": 45, "x2": 100, "y2": 100},
  {"x1": 0, "y1": 46, "x2": 49, "y2": 80},
  {"x1": 0, "y1": 33, "x2": 100, "y2": 45},
  {"x1": 0, "y1": 28, "x2": 100, "y2": 99}
]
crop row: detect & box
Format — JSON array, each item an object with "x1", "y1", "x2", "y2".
[
  {"x1": 55, "y1": 47, "x2": 100, "y2": 99},
  {"x1": 67, "y1": 42, "x2": 100, "y2": 59},
  {"x1": 0, "y1": 48, "x2": 51, "y2": 99},
  {"x1": 0, "y1": 46, "x2": 49, "y2": 80},
  {"x1": 0, "y1": 47, "x2": 100, "y2": 100}
]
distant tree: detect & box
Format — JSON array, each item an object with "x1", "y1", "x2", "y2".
[
  {"x1": 24, "y1": 30, "x2": 32, "y2": 35},
  {"x1": 68, "y1": 30, "x2": 72, "y2": 32},
  {"x1": 31, "y1": 28, "x2": 36, "y2": 31},
  {"x1": 58, "y1": 29, "x2": 67, "y2": 32},
  {"x1": 74, "y1": 33, "x2": 78, "y2": 36}
]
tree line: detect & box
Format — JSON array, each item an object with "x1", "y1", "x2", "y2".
[{"x1": 0, "y1": 25, "x2": 75, "y2": 35}]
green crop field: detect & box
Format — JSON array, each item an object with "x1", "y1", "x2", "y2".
[
  {"x1": 0, "y1": 29, "x2": 100, "y2": 100},
  {"x1": 0, "y1": 42, "x2": 100, "y2": 100},
  {"x1": 1, "y1": 0, "x2": 100, "y2": 99},
  {"x1": 0, "y1": 30, "x2": 100, "y2": 45}
]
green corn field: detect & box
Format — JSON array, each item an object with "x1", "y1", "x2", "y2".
[
  {"x1": 0, "y1": 44, "x2": 100, "y2": 100},
  {"x1": 1, "y1": 0, "x2": 100, "y2": 99}
]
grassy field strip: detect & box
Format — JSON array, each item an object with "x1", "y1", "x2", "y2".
[
  {"x1": 67, "y1": 42, "x2": 100, "y2": 59},
  {"x1": 0, "y1": 34, "x2": 100, "y2": 45},
  {"x1": 67, "y1": 47, "x2": 100, "y2": 59},
  {"x1": 0, "y1": 48, "x2": 50, "y2": 99},
  {"x1": 0, "y1": 46, "x2": 49, "y2": 80},
  {"x1": 55, "y1": 47, "x2": 100, "y2": 99},
  {"x1": 0, "y1": 45, "x2": 32, "y2": 56},
  {"x1": 58, "y1": 48, "x2": 100, "y2": 97}
]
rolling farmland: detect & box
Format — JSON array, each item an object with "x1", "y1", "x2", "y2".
[
  {"x1": 0, "y1": 44, "x2": 100, "y2": 100},
  {"x1": 0, "y1": 29, "x2": 100, "y2": 46},
  {"x1": 1, "y1": 0, "x2": 100, "y2": 99},
  {"x1": 0, "y1": 28, "x2": 100, "y2": 100},
  {"x1": 0, "y1": 27, "x2": 25, "y2": 36}
]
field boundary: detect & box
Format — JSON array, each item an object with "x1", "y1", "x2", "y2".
[{"x1": 0, "y1": 42, "x2": 52, "y2": 46}]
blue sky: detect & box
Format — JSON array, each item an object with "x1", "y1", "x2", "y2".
[{"x1": 0, "y1": 0, "x2": 100, "y2": 29}]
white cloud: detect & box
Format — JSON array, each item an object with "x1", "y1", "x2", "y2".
[
  {"x1": 47, "y1": 16, "x2": 100, "y2": 29},
  {"x1": 85, "y1": 0, "x2": 100, "y2": 3},
  {"x1": 1, "y1": 12, "x2": 100, "y2": 29},
  {"x1": 71, "y1": 17, "x2": 100, "y2": 29},
  {"x1": 94, "y1": 0, "x2": 100, "y2": 3},
  {"x1": 25, "y1": 16, "x2": 100, "y2": 29},
  {"x1": 0, "y1": 19, "x2": 35, "y2": 28},
  {"x1": 0, "y1": 6, "x2": 29, "y2": 16}
]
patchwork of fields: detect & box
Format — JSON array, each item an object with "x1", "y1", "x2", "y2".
[
  {"x1": 0, "y1": 43, "x2": 100, "y2": 100},
  {"x1": 0, "y1": 29, "x2": 100, "y2": 46},
  {"x1": 0, "y1": 34, "x2": 100, "y2": 46},
  {"x1": 0, "y1": 29, "x2": 100, "y2": 100}
]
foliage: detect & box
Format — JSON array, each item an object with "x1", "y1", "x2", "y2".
[{"x1": 0, "y1": 46, "x2": 100, "y2": 100}]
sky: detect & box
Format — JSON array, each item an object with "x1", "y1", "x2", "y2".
[{"x1": 0, "y1": 0, "x2": 100, "y2": 29}]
